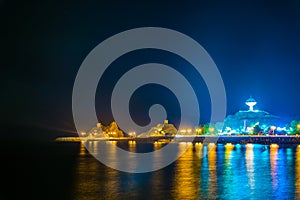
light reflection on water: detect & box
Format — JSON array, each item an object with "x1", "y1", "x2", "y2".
[
  {"x1": 296, "y1": 147, "x2": 300, "y2": 198},
  {"x1": 73, "y1": 142, "x2": 298, "y2": 199},
  {"x1": 208, "y1": 144, "x2": 217, "y2": 198},
  {"x1": 270, "y1": 145, "x2": 279, "y2": 190},
  {"x1": 246, "y1": 145, "x2": 255, "y2": 190},
  {"x1": 172, "y1": 143, "x2": 201, "y2": 200}
]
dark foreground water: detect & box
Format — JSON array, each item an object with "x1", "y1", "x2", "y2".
[{"x1": 1, "y1": 141, "x2": 300, "y2": 200}]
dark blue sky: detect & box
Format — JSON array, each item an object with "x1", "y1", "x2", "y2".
[{"x1": 3, "y1": 0, "x2": 300, "y2": 133}]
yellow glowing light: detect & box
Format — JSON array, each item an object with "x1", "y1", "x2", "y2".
[
  {"x1": 246, "y1": 143, "x2": 254, "y2": 148},
  {"x1": 128, "y1": 132, "x2": 136, "y2": 137},
  {"x1": 208, "y1": 127, "x2": 215, "y2": 133},
  {"x1": 195, "y1": 128, "x2": 202, "y2": 133},
  {"x1": 297, "y1": 124, "x2": 300, "y2": 131},
  {"x1": 270, "y1": 144, "x2": 279, "y2": 148},
  {"x1": 195, "y1": 142, "x2": 203, "y2": 146},
  {"x1": 128, "y1": 140, "x2": 136, "y2": 145}
]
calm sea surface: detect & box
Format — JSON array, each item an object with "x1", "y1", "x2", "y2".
[{"x1": 2, "y1": 141, "x2": 300, "y2": 200}]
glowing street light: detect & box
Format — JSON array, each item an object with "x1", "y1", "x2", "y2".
[
  {"x1": 297, "y1": 124, "x2": 300, "y2": 131},
  {"x1": 128, "y1": 132, "x2": 136, "y2": 138},
  {"x1": 208, "y1": 127, "x2": 215, "y2": 133},
  {"x1": 196, "y1": 128, "x2": 202, "y2": 135},
  {"x1": 80, "y1": 131, "x2": 86, "y2": 137}
]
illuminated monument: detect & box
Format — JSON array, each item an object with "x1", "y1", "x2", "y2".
[
  {"x1": 245, "y1": 97, "x2": 257, "y2": 111},
  {"x1": 223, "y1": 97, "x2": 287, "y2": 133},
  {"x1": 86, "y1": 122, "x2": 124, "y2": 138},
  {"x1": 138, "y1": 120, "x2": 177, "y2": 137}
]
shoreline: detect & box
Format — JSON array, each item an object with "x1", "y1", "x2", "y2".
[{"x1": 55, "y1": 135, "x2": 300, "y2": 145}]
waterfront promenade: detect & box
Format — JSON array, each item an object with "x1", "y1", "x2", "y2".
[{"x1": 56, "y1": 135, "x2": 300, "y2": 145}]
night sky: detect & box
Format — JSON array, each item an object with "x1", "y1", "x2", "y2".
[{"x1": 2, "y1": 0, "x2": 300, "y2": 138}]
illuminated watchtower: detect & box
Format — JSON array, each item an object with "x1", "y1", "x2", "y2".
[{"x1": 245, "y1": 97, "x2": 257, "y2": 111}]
